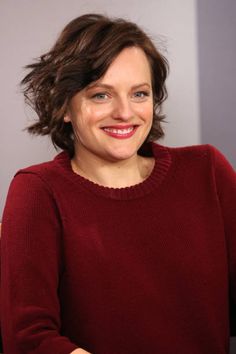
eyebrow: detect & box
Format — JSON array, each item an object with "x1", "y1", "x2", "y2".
[{"x1": 86, "y1": 82, "x2": 151, "y2": 90}]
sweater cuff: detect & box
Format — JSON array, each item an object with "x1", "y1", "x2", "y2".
[{"x1": 31, "y1": 336, "x2": 79, "y2": 354}]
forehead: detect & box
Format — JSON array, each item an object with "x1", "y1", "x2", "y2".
[{"x1": 97, "y1": 47, "x2": 152, "y2": 86}]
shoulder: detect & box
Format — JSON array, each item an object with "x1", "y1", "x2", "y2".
[
  {"x1": 16, "y1": 152, "x2": 63, "y2": 176},
  {"x1": 152, "y1": 142, "x2": 227, "y2": 166},
  {"x1": 160, "y1": 143, "x2": 212, "y2": 159},
  {"x1": 14, "y1": 151, "x2": 69, "y2": 186},
  {"x1": 5, "y1": 152, "x2": 70, "y2": 204},
  {"x1": 152, "y1": 142, "x2": 236, "y2": 181},
  {"x1": 154, "y1": 143, "x2": 236, "y2": 189}
]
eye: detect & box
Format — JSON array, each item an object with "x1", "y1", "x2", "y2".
[
  {"x1": 91, "y1": 92, "x2": 109, "y2": 101},
  {"x1": 132, "y1": 91, "x2": 150, "y2": 100}
]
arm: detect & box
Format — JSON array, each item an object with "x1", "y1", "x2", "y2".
[
  {"x1": 1, "y1": 172, "x2": 82, "y2": 353},
  {"x1": 211, "y1": 146, "x2": 236, "y2": 334}
]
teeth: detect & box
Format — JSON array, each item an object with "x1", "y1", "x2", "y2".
[{"x1": 103, "y1": 127, "x2": 134, "y2": 134}]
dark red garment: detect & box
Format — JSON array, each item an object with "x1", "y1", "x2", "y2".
[{"x1": 1, "y1": 143, "x2": 236, "y2": 354}]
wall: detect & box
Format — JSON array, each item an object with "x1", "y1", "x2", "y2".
[
  {"x1": 196, "y1": 0, "x2": 236, "y2": 352},
  {"x1": 197, "y1": 0, "x2": 236, "y2": 168},
  {"x1": 0, "y1": 0, "x2": 200, "y2": 216}
]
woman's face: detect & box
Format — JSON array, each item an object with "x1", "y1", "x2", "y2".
[{"x1": 64, "y1": 46, "x2": 153, "y2": 163}]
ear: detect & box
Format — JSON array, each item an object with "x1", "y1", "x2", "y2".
[{"x1": 63, "y1": 113, "x2": 71, "y2": 123}]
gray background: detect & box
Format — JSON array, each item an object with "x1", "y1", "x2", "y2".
[
  {"x1": 0, "y1": 0, "x2": 235, "y2": 352},
  {"x1": 197, "y1": 0, "x2": 236, "y2": 167},
  {"x1": 197, "y1": 0, "x2": 236, "y2": 354},
  {"x1": 197, "y1": 0, "x2": 236, "y2": 351}
]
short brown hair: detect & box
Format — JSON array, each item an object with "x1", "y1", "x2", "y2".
[{"x1": 21, "y1": 13, "x2": 169, "y2": 157}]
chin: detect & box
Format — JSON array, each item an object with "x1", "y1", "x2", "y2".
[{"x1": 106, "y1": 148, "x2": 138, "y2": 162}]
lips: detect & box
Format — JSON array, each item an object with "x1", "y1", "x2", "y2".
[{"x1": 101, "y1": 125, "x2": 138, "y2": 139}]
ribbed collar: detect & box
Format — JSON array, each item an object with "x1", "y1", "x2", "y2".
[{"x1": 54, "y1": 142, "x2": 172, "y2": 200}]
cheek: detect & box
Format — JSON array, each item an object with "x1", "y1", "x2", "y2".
[
  {"x1": 135, "y1": 103, "x2": 153, "y2": 120},
  {"x1": 84, "y1": 104, "x2": 111, "y2": 123}
]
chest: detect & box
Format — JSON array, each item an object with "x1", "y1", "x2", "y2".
[{"x1": 60, "y1": 187, "x2": 227, "y2": 290}]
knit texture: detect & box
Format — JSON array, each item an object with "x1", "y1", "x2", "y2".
[{"x1": 1, "y1": 142, "x2": 236, "y2": 354}]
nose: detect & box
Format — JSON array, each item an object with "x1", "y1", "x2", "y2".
[{"x1": 111, "y1": 95, "x2": 134, "y2": 121}]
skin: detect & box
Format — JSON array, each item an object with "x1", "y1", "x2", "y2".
[
  {"x1": 70, "y1": 349, "x2": 92, "y2": 354},
  {"x1": 64, "y1": 46, "x2": 155, "y2": 188}
]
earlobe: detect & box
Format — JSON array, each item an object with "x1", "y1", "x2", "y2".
[{"x1": 64, "y1": 114, "x2": 71, "y2": 123}]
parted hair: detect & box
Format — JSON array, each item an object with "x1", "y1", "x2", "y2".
[{"x1": 21, "y1": 13, "x2": 169, "y2": 156}]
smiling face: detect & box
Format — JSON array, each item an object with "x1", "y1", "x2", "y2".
[{"x1": 64, "y1": 46, "x2": 153, "y2": 164}]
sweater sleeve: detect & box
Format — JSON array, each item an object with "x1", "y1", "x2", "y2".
[
  {"x1": 1, "y1": 171, "x2": 79, "y2": 354},
  {"x1": 210, "y1": 146, "x2": 236, "y2": 334}
]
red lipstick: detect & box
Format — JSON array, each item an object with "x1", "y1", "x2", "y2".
[{"x1": 101, "y1": 125, "x2": 138, "y2": 139}]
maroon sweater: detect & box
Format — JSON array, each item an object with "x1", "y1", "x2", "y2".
[{"x1": 1, "y1": 143, "x2": 236, "y2": 354}]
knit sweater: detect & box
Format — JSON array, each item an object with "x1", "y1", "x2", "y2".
[{"x1": 1, "y1": 143, "x2": 236, "y2": 354}]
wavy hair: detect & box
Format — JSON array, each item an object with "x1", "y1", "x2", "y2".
[{"x1": 21, "y1": 13, "x2": 169, "y2": 156}]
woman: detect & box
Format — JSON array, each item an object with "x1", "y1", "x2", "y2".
[{"x1": 1, "y1": 13, "x2": 236, "y2": 354}]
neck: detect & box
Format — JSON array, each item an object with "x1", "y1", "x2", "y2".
[{"x1": 71, "y1": 149, "x2": 154, "y2": 188}]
